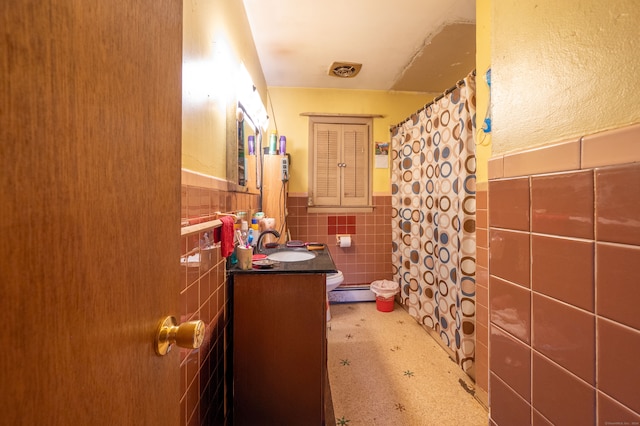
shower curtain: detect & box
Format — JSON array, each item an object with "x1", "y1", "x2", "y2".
[{"x1": 391, "y1": 72, "x2": 477, "y2": 375}]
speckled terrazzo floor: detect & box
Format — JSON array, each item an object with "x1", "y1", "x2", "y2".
[{"x1": 327, "y1": 302, "x2": 488, "y2": 426}]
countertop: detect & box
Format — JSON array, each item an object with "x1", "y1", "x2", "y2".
[{"x1": 229, "y1": 245, "x2": 338, "y2": 275}]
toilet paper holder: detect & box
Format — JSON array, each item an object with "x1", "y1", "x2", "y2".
[{"x1": 336, "y1": 234, "x2": 352, "y2": 247}]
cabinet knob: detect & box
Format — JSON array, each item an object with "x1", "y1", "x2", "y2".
[{"x1": 155, "y1": 316, "x2": 205, "y2": 356}]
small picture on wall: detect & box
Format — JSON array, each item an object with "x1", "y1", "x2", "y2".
[{"x1": 375, "y1": 142, "x2": 389, "y2": 168}]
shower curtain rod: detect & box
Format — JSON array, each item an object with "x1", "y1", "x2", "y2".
[{"x1": 391, "y1": 69, "x2": 476, "y2": 131}]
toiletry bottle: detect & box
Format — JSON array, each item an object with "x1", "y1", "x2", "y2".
[
  {"x1": 248, "y1": 135, "x2": 255, "y2": 155},
  {"x1": 269, "y1": 131, "x2": 277, "y2": 155},
  {"x1": 251, "y1": 217, "x2": 260, "y2": 246},
  {"x1": 279, "y1": 135, "x2": 286, "y2": 155},
  {"x1": 240, "y1": 220, "x2": 249, "y2": 247}
]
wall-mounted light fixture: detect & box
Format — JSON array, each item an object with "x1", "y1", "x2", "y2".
[{"x1": 237, "y1": 63, "x2": 269, "y2": 131}]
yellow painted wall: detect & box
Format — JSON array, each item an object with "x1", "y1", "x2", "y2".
[
  {"x1": 491, "y1": 0, "x2": 640, "y2": 155},
  {"x1": 182, "y1": 0, "x2": 267, "y2": 178},
  {"x1": 266, "y1": 88, "x2": 438, "y2": 194},
  {"x1": 475, "y1": 0, "x2": 491, "y2": 183}
]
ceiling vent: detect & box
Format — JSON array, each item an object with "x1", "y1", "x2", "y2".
[{"x1": 329, "y1": 62, "x2": 362, "y2": 78}]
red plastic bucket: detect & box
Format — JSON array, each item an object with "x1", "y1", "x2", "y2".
[{"x1": 376, "y1": 295, "x2": 395, "y2": 312}]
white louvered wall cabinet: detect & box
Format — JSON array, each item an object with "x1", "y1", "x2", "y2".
[{"x1": 308, "y1": 115, "x2": 373, "y2": 209}]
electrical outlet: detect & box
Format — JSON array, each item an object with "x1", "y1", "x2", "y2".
[{"x1": 281, "y1": 157, "x2": 289, "y2": 182}]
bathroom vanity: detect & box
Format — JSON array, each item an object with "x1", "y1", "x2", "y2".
[{"x1": 229, "y1": 246, "x2": 337, "y2": 425}]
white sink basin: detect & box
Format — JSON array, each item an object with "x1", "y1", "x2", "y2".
[{"x1": 266, "y1": 250, "x2": 317, "y2": 262}]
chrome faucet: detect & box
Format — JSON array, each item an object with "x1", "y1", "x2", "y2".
[{"x1": 255, "y1": 230, "x2": 281, "y2": 253}]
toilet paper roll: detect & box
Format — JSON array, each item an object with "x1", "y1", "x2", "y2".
[{"x1": 337, "y1": 235, "x2": 351, "y2": 248}]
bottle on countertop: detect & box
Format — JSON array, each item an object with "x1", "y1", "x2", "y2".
[
  {"x1": 250, "y1": 216, "x2": 261, "y2": 246},
  {"x1": 239, "y1": 220, "x2": 249, "y2": 247}
]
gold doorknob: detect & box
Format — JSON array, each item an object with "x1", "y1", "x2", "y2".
[{"x1": 155, "y1": 316, "x2": 205, "y2": 356}]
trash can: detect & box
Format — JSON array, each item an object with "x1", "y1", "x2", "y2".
[{"x1": 370, "y1": 280, "x2": 400, "y2": 312}]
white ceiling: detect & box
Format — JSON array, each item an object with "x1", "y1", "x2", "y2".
[{"x1": 242, "y1": 0, "x2": 476, "y2": 93}]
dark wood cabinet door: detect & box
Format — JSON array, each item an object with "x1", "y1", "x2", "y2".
[{"x1": 233, "y1": 273, "x2": 326, "y2": 425}]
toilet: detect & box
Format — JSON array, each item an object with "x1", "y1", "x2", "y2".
[{"x1": 326, "y1": 271, "x2": 344, "y2": 321}]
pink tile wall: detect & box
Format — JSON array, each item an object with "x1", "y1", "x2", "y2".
[
  {"x1": 475, "y1": 183, "x2": 489, "y2": 404},
  {"x1": 287, "y1": 196, "x2": 393, "y2": 285},
  {"x1": 180, "y1": 177, "x2": 259, "y2": 426},
  {"x1": 487, "y1": 124, "x2": 640, "y2": 425},
  {"x1": 180, "y1": 188, "x2": 389, "y2": 423}
]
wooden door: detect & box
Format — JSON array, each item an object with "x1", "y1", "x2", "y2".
[{"x1": 0, "y1": 2, "x2": 183, "y2": 425}]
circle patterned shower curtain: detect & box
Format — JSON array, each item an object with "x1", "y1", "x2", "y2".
[{"x1": 391, "y1": 72, "x2": 477, "y2": 375}]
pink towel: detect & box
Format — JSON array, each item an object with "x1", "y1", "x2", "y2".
[{"x1": 216, "y1": 216, "x2": 235, "y2": 258}]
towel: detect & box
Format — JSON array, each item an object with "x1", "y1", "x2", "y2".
[{"x1": 216, "y1": 216, "x2": 235, "y2": 258}]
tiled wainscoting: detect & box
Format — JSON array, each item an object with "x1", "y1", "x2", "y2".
[
  {"x1": 179, "y1": 170, "x2": 260, "y2": 426},
  {"x1": 475, "y1": 182, "x2": 489, "y2": 407},
  {"x1": 485, "y1": 124, "x2": 640, "y2": 425},
  {"x1": 286, "y1": 195, "x2": 393, "y2": 285}
]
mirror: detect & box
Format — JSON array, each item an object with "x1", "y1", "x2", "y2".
[
  {"x1": 236, "y1": 102, "x2": 262, "y2": 191},
  {"x1": 226, "y1": 63, "x2": 268, "y2": 193}
]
